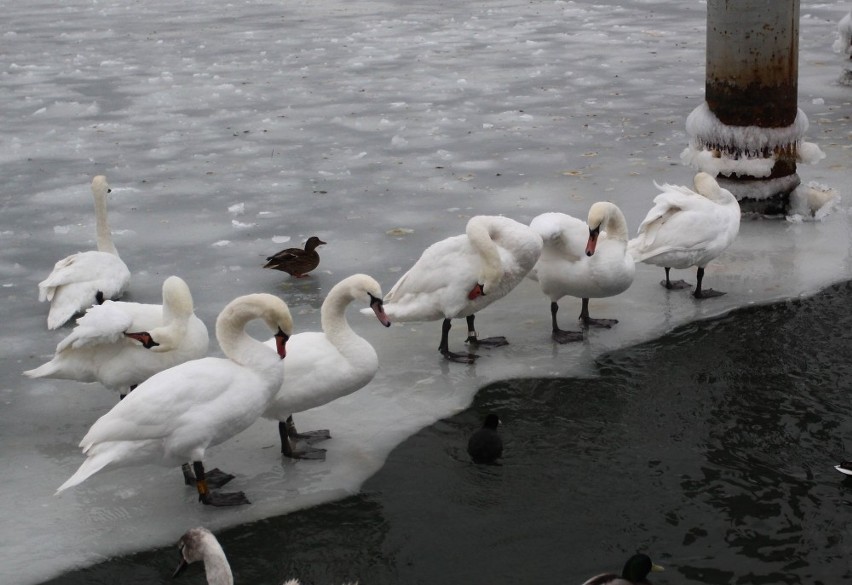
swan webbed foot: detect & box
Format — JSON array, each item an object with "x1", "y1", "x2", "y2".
[
  {"x1": 581, "y1": 317, "x2": 619, "y2": 329},
  {"x1": 552, "y1": 328, "x2": 584, "y2": 343},
  {"x1": 661, "y1": 279, "x2": 691, "y2": 290},
  {"x1": 181, "y1": 464, "x2": 235, "y2": 489},
  {"x1": 291, "y1": 429, "x2": 332, "y2": 443},
  {"x1": 466, "y1": 335, "x2": 509, "y2": 348},
  {"x1": 693, "y1": 288, "x2": 725, "y2": 299},
  {"x1": 199, "y1": 490, "x2": 251, "y2": 507},
  {"x1": 441, "y1": 349, "x2": 479, "y2": 364},
  {"x1": 282, "y1": 436, "x2": 327, "y2": 460}
]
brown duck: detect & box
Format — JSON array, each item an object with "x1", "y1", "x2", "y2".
[{"x1": 263, "y1": 236, "x2": 326, "y2": 277}]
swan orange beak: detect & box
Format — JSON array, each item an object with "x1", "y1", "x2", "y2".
[
  {"x1": 370, "y1": 296, "x2": 392, "y2": 327},
  {"x1": 274, "y1": 328, "x2": 289, "y2": 359},
  {"x1": 468, "y1": 283, "x2": 485, "y2": 300},
  {"x1": 585, "y1": 227, "x2": 600, "y2": 256},
  {"x1": 124, "y1": 331, "x2": 160, "y2": 349}
]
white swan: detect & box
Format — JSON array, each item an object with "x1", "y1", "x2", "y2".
[
  {"x1": 56, "y1": 293, "x2": 293, "y2": 507},
  {"x1": 628, "y1": 172, "x2": 740, "y2": 298},
  {"x1": 174, "y1": 527, "x2": 355, "y2": 585},
  {"x1": 528, "y1": 202, "x2": 635, "y2": 343},
  {"x1": 24, "y1": 275, "x2": 209, "y2": 399},
  {"x1": 38, "y1": 175, "x2": 131, "y2": 329},
  {"x1": 380, "y1": 215, "x2": 542, "y2": 363},
  {"x1": 262, "y1": 274, "x2": 390, "y2": 460}
]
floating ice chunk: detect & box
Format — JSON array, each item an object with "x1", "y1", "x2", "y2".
[
  {"x1": 228, "y1": 202, "x2": 245, "y2": 215},
  {"x1": 231, "y1": 219, "x2": 256, "y2": 228},
  {"x1": 53, "y1": 225, "x2": 72, "y2": 235},
  {"x1": 211, "y1": 240, "x2": 231, "y2": 247},
  {"x1": 271, "y1": 235, "x2": 291, "y2": 244}
]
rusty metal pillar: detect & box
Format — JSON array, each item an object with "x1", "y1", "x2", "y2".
[{"x1": 682, "y1": 0, "x2": 823, "y2": 216}]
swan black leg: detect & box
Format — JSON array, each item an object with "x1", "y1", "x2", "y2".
[
  {"x1": 579, "y1": 298, "x2": 618, "y2": 329},
  {"x1": 660, "y1": 267, "x2": 690, "y2": 290},
  {"x1": 439, "y1": 318, "x2": 478, "y2": 363},
  {"x1": 550, "y1": 302, "x2": 583, "y2": 343},
  {"x1": 464, "y1": 314, "x2": 508, "y2": 348},
  {"x1": 193, "y1": 461, "x2": 249, "y2": 507},
  {"x1": 693, "y1": 266, "x2": 725, "y2": 298},
  {"x1": 278, "y1": 418, "x2": 327, "y2": 460}
]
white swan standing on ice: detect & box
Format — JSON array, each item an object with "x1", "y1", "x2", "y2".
[
  {"x1": 528, "y1": 202, "x2": 635, "y2": 343},
  {"x1": 380, "y1": 215, "x2": 542, "y2": 363},
  {"x1": 24, "y1": 275, "x2": 209, "y2": 399},
  {"x1": 263, "y1": 274, "x2": 391, "y2": 460},
  {"x1": 38, "y1": 175, "x2": 131, "y2": 329},
  {"x1": 55, "y1": 293, "x2": 293, "y2": 507},
  {"x1": 628, "y1": 172, "x2": 740, "y2": 299}
]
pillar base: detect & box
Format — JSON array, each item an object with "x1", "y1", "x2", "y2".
[{"x1": 716, "y1": 174, "x2": 800, "y2": 217}]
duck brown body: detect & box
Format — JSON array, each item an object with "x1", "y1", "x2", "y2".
[{"x1": 263, "y1": 236, "x2": 326, "y2": 277}]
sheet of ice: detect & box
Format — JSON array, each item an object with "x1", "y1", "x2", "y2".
[{"x1": 1, "y1": 0, "x2": 850, "y2": 583}]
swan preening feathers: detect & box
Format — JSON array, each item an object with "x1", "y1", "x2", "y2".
[
  {"x1": 528, "y1": 202, "x2": 635, "y2": 342},
  {"x1": 628, "y1": 172, "x2": 740, "y2": 298},
  {"x1": 38, "y1": 175, "x2": 131, "y2": 329},
  {"x1": 262, "y1": 274, "x2": 391, "y2": 460},
  {"x1": 56, "y1": 293, "x2": 293, "y2": 507},
  {"x1": 380, "y1": 215, "x2": 542, "y2": 363},
  {"x1": 24, "y1": 275, "x2": 209, "y2": 399}
]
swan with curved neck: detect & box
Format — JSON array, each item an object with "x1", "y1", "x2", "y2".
[
  {"x1": 38, "y1": 175, "x2": 131, "y2": 329},
  {"x1": 24, "y1": 275, "x2": 209, "y2": 399},
  {"x1": 528, "y1": 202, "x2": 635, "y2": 342},
  {"x1": 174, "y1": 527, "x2": 353, "y2": 585},
  {"x1": 381, "y1": 215, "x2": 542, "y2": 363},
  {"x1": 628, "y1": 172, "x2": 740, "y2": 298},
  {"x1": 263, "y1": 274, "x2": 390, "y2": 459},
  {"x1": 56, "y1": 293, "x2": 293, "y2": 507}
]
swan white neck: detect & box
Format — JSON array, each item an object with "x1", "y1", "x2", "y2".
[
  {"x1": 215, "y1": 294, "x2": 287, "y2": 375},
  {"x1": 466, "y1": 217, "x2": 502, "y2": 288},
  {"x1": 91, "y1": 177, "x2": 118, "y2": 256},
  {"x1": 321, "y1": 284, "x2": 359, "y2": 341},
  {"x1": 201, "y1": 548, "x2": 234, "y2": 585},
  {"x1": 590, "y1": 202, "x2": 630, "y2": 242}
]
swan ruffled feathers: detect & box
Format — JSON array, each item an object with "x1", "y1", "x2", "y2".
[
  {"x1": 380, "y1": 215, "x2": 542, "y2": 363},
  {"x1": 262, "y1": 273, "x2": 391, "y2": 460},
  {"x1": 24, "y1": 275, "x2": 209, "y2": 399},
  {"x1": 263, "y1": 235, "x2": 326, "y2": 278},
  {"x1": 628, "y1": 172, "x2": 740, "y2": 299},
  {"x1": 528, "y1": 202, "x2": 635, "y2": 343},
  {"x1": 467, "y1": 413, "x2": 503, "y2": 464},
  {"x1": 55, "y1": 293, "x2": 293, "y2": 507},
  {"x1": 38, "y1": 175, "x2": 131, "y2": 329},
  {"x1": 580, "y1": 553, "x2": 664, "y2": 585}
]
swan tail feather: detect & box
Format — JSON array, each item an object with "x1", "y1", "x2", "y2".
[
  {"x1": 22, "y1": 361, "x2": 58, "y2": 379},
  {"x1": 56, "y1": 451, "x2": 114, "y2": 494}
]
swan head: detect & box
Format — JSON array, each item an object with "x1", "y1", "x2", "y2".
[
  {"x1": 161, "y1": 276, "x2": 195, "y2": 321},
  {"x1": 216, "y1": 293, "x2": 293, "y2": 360},
  {"x1": 368, "y1": 292, "x2": 392, "y2": 327},
  {"x1": 174, "y1": 527, "x2": 231, "y2": 580},
  {"x1": 124, "y1": 330, "x2": 160, "y2": 349},
  {"x1": 91, "y1": 175, "x2": 111, "y2": 198}
]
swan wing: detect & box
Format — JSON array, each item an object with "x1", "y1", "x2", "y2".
[
  {"x1": 39, "y1": 251, "x2": 131, "y2": 329},
  {"x1": 56, "y1": 301, "x2": 135, "y2": 352}
]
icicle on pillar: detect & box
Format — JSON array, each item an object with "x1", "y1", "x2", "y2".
[{"x1": 684, "y1": 0, "x2": 806, "y2": 215}]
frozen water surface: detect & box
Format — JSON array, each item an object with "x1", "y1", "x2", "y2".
[{"x1": 1, "y1": 0, "x2": 850, "y2": 583}]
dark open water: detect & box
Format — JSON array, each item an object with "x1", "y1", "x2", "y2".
[{"x1": 40, "y1": 282, "x2": 852, "y2": 585}]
